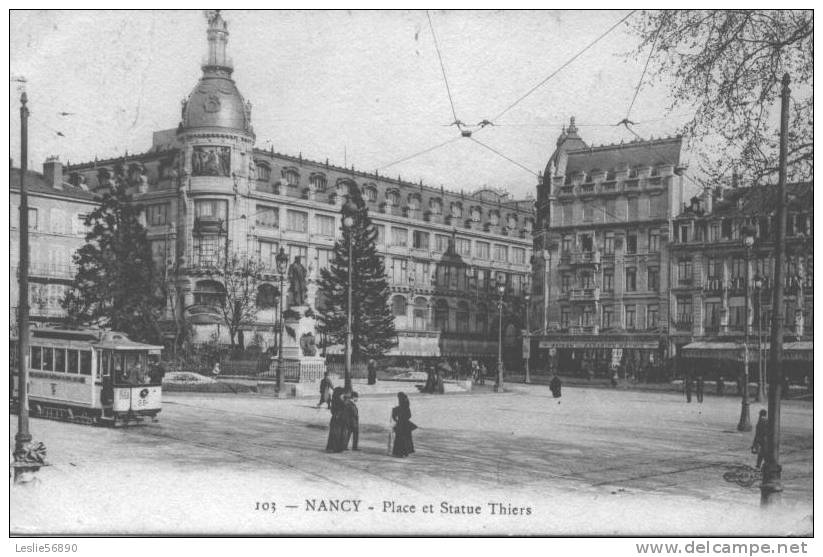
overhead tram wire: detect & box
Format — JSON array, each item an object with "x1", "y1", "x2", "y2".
[
  {"x1": 378, "y1": 136, "x2": 462, "y2": 171},
  {"x1": 616, "y1": 20, "x2": 662, "y2": 139},
  {"x1": 486, "y1": 10, "x2": 636, "y2": 125},
  {"x1": 427, "y1": 10, "x2": 462, "y2": 128},
  {"x1": 469, "y1": 137, "x2": 538, "y2": 177}
]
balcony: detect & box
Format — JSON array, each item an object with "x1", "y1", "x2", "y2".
[
  {"x1": 569, "y1": 325, "x2": 599, "y2": 335},
  {"x1": 675, "y1": 316, "x2": 693, "y2": 331},
  {"x1": 569, "y1": 287, "x2": 601, "y2": 302},
  {"x1": 194, "y1": 216, "x2": 226, "y2": 235},
  {"x1": 569, "y1": 250, "x2": 601, "y2": 266},
  {"x1": 558, "y1": 185, "x2": 574, "y2": 196},
  {"x1": 704, "y1": 278, "x2": 723, "y2": 294}
]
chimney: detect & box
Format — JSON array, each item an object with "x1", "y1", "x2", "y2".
[{"x1": 43, "y1": 156, "x2": 63, "y2": 189}]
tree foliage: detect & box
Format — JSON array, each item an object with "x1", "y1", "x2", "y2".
[
  {"x1": 62, "y1": 182, "x2": 164, "y2": 342},
  {"x1": 631, "y1": 10, "x2": 812, "y2": 184},
  {"x1": 202, "y1": 252, "x2": 267, "y2": 350},
  {"x1": 317, "y1": 184, "x2": 397, "y2": 360}
]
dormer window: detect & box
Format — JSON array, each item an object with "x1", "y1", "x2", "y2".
[
  {"x1": 430, "y1": 198, "x2": 442, "y2": 215},
  {"x1": 507, "y1": 214, "x2": 518, "y2": 229},
  {"x1": 255, "y1": 162, "x2": 271, "y2": 182},
  {"x1": 283, "y1": 168, "x2": 300, "y2": 187},
  {"x1": 365, "y1": 185, "x2": 378, "y2": 202},
  {"x1": 408, "y1": 194, "x2": 421, "y2": 211},
  {"x1": 471, "y1": 207, "x2": 481, "y2": 222},
  {"x1": 386, "y1": 189, "x2": 400, "y2": 206},
  {"x1": 310, "y1": 174, "x2": 327, "y2": 192},
  {"x1": 450, "y1": 202, "x2": 463, "y2": 218},
  {"x1": 489, "y1": 210, "x2": 500, "y2": 226}
]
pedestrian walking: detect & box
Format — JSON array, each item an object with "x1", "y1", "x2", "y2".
[
  {"x1": 326, "y1": 387, "x2": 350, "y2": 453},
  {"x1": 685, "y1": 372, "x2": 693, "y2": 403},
  {"x1": 716, "y1": 374, "x2": 725, "y2": 396},
  {"x1": 696, "y1": 373, "x2": 705, "y2": 403},
  {"x1": 549, "y1": 375, "x2": 562, "y2": 399},
  {"x1": 317, "y1": 371, "x2": 333, "y2": 408},
  {"x1": 434, "y1": 369, "x2": 445, "y2": 394},
  {"x1": 751, "y1": 409, "x2": 768, "y2": 469},
  {"x1": 367, "y1": 359, "x2": 377, "y2": 385},
  {"x1": 211, "y1": 361, "x2": 221, "y2": 377},
  {"x1": 344, "y1": 391, "x2": 360, "y2": 451},
  {"x1": 391, "y1": 392, "x2": 416, "y2": 457}
]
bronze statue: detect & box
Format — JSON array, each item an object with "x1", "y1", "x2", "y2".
[{"x1": 288, "y1": 256, "x2": 308, "y2": 307}]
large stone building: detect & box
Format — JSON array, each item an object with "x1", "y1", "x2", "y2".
[
  {"x1": 11, "y1": 12, "x2": 534, "y2": 363},
  {"x1": 672, "y1": 183, "x2": 813, "y2": 386},
  {"x1": 530, "y1": 119, "x2": 700, "y2": 377}
]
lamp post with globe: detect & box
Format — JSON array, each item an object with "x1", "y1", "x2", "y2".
[
  {"x1": 495, "y1": 273, "x2": 506, "y2": 392},
  {"x1": 342, "y1": 198, "x2": 357, "y2": 392},
  {"x1": 275, "y1": 247, "x2": 289, "y2": 397},
  {"x1": 737, "y1": 226, "x2": 756, "y2": 432}
]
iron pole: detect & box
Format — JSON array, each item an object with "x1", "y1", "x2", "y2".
[
  {"x1": 345, "y1": 227, "x2": 353, "y2": 392},
  {"x1": 737, "y1": 245, "x2": 752, "y2": 431}
]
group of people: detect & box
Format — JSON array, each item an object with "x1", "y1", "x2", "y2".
[{"x1": 319, "y1": 372, "x2": 416, "y2": 457}]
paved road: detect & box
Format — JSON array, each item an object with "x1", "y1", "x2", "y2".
[{"x1": 10, "y1": 384, "x2": 813, "y2": 536}]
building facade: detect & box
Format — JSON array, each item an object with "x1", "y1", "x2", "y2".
[
  {"x1": 671, "y1": 183, "x2": 813, "y2": 385},
  {"x1": 530, "y1": 119, "x2": 699, "y2": 377},
  {"x1": 11, "y1": 13, "x2": 534, "y2": 363}
]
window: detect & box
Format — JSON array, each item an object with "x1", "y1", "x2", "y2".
[
  {"x1": 647, "y1": 305, "x2": 658, "y2": 329},
  {"x1": 456, "y1": 238, "x2": 471, "y2": 256},
  {"x1": 413, "y1": 230, "x2": 430, "y2": 250},
  {"x1": 315, "y1": 214, "x2": 335, "y2": 237},
  {"x1": 650, "y1": 194, "x2": 666, "y2": 217},
  {"x1": 582, "y1": 307, "x2": 593, "y2": 327},
  {"x1": 648, "y1": 229, "x2": 660, "y2": 253},
  {"x1": 562, "y1": 204, "x2": 573, "y2": 226},
  {"x1": 392, "y1": 295, "x2": 407, "y2": 317},
  {"x1": 31, "y1": 346, "x2": 42, "y2": 370},
  {"x1": 471, "y1": 207, "x2": 481, "y2": 222},
  {"x1": 730, "y1": 257, "x2": 746, "y2": 280},
  {"x1": 456, "y1": 302, "x2": 469, "y2": 333},
  {"x1": 195, "y1": 199, "x2": 228, "y2": 219},
  {"x1": 604, "y1": 233, "x2": 615, "y2": 255},
  {"x1": 704, "y1": 302, "x2": 721, "y2": 331},
  {"x1": 628, "y1": 198, "x2": 639, "y2": 220},
  {"x1": 580, "y1": 234, "x2": 593, "y2": 252},
  {"x1": 391, "y1": 258, "x2": 408, "y2": 284},
  {"x1": 375, "y1": 224, "x2": 385, "y2": 245},
  {"x1": 602, "y1": 306, "x2": 614, "y2": 328},
  {"x1": 730, "y1": 304, "x2": 746, "y2": 330},
  {"x1": 28, "y1": 207, "x2": 38, "y2": 231},
  {"x1": 286, "y1": 210, "x2": 308, "y2": 233},
  {"x1": 257, "y1": 284, "x2": 278, "y2": 309},
  {"x1": 283, "y1": 169, "x2": 300, "y2": 186},
  {"x1": 451, "y1": 203, "x2": 463, "y2": 218},
  {"x1": 256, "y1": 205, "x2": 279, "y2": 229},
  {"x1": 561, "y1": 308, "x2": 570, "y2": 329},
  {"x1": 678, "y1": 259, "x2": 693, "y2": 285},
  {"x1": 625, "y1": 305, "x2": 636, "y2": 330},
  {"x1": 67, "y1": 349, "x2": 79, "y2": 374},
  {"x1": 287, "y1": 244, "x2": 308, "y2": 263},
  {"x1": 679, "y1": 224, "x2": 689, "y2": 243},
  {"x1": 257, "y1": 240, "x2": 279, "y2": 269},
  {"x1": 194, "y1": 280, "x2": 226, "y2": 307},
  {"x1": 625, "y1": 268, "x2": 637, "y2": 292},
  {"x1": 390, "y1": 227, "x2": 408, "y2": 247},
  {"x1": 475, "y1": 241, "x2": 490, "y2": 259},
  {"x1": 581, "y1": 272, "x2": 593, "y2": 289},
  {"x1": 710, "y1": 223, "x2": 721, "y2": 242},
  {"x1": 42, "y1": 347, "x2": 53, "y2": 372},
  {"x1": 54, "y1": 348, "x2": 66, "y2": 373},
  {"x1": 524, "y1": 218, "x2": 533, "y2": 233},
  {"x1": 147, "y1": 203, "x2": 169, "y2": 226},
  {"x1": 413, "y1": 297, "x2": 428, "y2": 330},
  {"x1": 626, "y1": 232, "x2": 637, "y2": 254},
  {"x1": 429, "y1": 198, "x2": 442, "y2": 215},
  {"x1": 256, "y1": 163, "x2": 271, "y2": 182},
  {"x1": 310, "y1": 174, "x2": 327, "y2": 192},
  {"x1": 561, "y1": 236, "x2": 572, "y2": 253},
  {"x1": 582, "y1": 203, "x2": 595, "y2": 222},
  {"x1": 435, "y1": 234, "x2": 451, "y2": 253},
  {"x1": 434, "y1": 300, "x2": 449, "y2": 331},
  {"x1": 511, "y1": 247, "x2": 526, "y2": 265},
  {"x1": 605, "y1": 199, "x2": 617, "y2": 221},
  {"x1": 489, "y1": 210, "x2": 499, "y2": 226},
  {"x1": 475, "y1": 303, "x2": 488, "y2": 334},
  {"x1": 494, "y1": 244, "x2": 508, "y2": 263},
  {"x1": 561, "y1": 274, "x2": 571, "y2": 293},
  {"x1": 602, "y1": 271, "x2": 614, "y2": 292},
  {"x1": 194, "y1": 235, "x2": 224, "y2": 266},
  {"x1": 386, "y1": 189, "x2": 400, "y2": 206},
  {"x1": 676, "y1": 297, "x2": 693, "y2": 324},
  {"x1": 647, "y1": 267, "x2": 659, "y2": 291},
  {"x1": 365, "y1": 186, "x2": 378, "y2": 202},
  {"x1": 316, "y1": 248, "x2": 332, "y2": 272},
  {"x1": 507, "y1": 214, "x2": 518, "y2": 229}
]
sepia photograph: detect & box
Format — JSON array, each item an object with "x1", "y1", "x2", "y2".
[{"x1": 8, "y1": 8, "x2": 814, "y2": 541}]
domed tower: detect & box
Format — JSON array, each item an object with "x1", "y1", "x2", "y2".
[{"x1": 177, "y1": 10, "x2": 257, "y2": 326}]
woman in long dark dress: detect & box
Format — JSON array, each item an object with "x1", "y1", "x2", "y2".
[
  {"x1": 326, "y1": 387, "x2": 350, "y2": 452},
  {"x1": 391, "y1": 392, "x2": 416, "y2": 457}
]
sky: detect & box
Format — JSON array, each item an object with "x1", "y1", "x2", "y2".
[{"x1": 9, "y1": 10, "x2": 693, "y2": 199}]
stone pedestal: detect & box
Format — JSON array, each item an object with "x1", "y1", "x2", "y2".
[{"x1": 282, "y1": 305, "x2": 326, "y2": 382}]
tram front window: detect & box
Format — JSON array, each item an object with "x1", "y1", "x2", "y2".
[{"x1": 113, "y1": 352, "x2": 150, "y2": 386}]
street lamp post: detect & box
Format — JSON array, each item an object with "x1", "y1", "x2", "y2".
[
  {"x1": 523, "y1": 276, "x2": 532, "y2": 384},
  {"x1": 737, "y1": 227, "x2": 755, "y2": 432},
  {"x1": 275, "y1": 248, "x2": 289, "y2": 397},
  {"x1": 342, "y1": 199, "x2": 357, "y2": 393},
  {"x1": 495, "y1": 273, "x2": 506, "y2": 392},
  {"x1": 754, "y1": 275, "x2": 765, "y2": 403}
]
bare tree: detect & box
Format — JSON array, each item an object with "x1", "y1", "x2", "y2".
[
  {"x1": 203, "y1": 252, "x2": 266, "y2": 350},
  {"x1": 631, "y1": 10, "x2": 812, "y2": 185}
]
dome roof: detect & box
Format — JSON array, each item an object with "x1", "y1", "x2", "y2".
[{"x1": 182, "y1": 74, "x2": 250, "y2": 132}]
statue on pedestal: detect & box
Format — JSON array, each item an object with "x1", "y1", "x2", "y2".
[{"x1": 288, "y1": 256, "x2": 308, "y2": 307}]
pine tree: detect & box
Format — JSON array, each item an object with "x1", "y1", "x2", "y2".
[
  {"x1": 317, "y1": 183, "x2": 396, "y2": 363},
  {"x1": 62, "y1": 181, "x2": 164, "y2": 343}
]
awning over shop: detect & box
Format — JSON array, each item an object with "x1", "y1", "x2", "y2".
[{"x1": 682, "y1": 341, "x2": 813, "y2": 362}]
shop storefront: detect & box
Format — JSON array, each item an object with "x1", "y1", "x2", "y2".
[{"x1": 536, "y1": 334, "x2": 665, "y2": 381}]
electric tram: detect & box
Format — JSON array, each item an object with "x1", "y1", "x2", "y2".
[{"x1": 10, "y1": 328, "x2": 164, "y2": 426}]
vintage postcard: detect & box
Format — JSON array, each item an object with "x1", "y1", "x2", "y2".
[{"x1": 9, "y1": 9, "x2": 813, "y2": 540}]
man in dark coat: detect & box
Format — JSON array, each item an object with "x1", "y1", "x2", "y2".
[
  {"x1": 549, "y1": 375, "x2": 562, "y2": 399},
  {"x1": 685, "y1": 372, "x2": 693, "y2": 403},
  {"x1": 752, "y1": 409, "x2": 768, "y2": 469},
  {"x1": 367, "y1": 359, "x2": 377, "y2": 385},
  {"x1": 696, "y1": 373, "x2": 705, "y2": 403},
  {"x1": 344, "y1": 391, "x2": 360, "y2": 451},
  {"x1": 318, "y1": 371, "x2": 333, "y2": 408}
]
